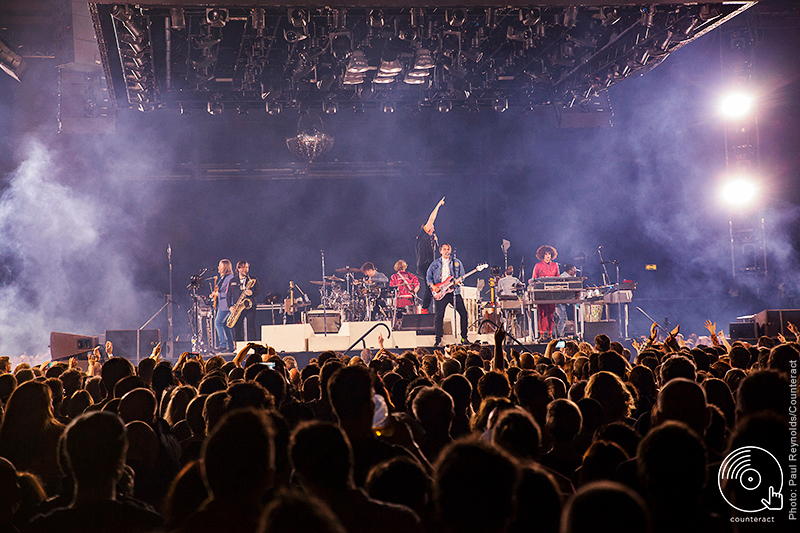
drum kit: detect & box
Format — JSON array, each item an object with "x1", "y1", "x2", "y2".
[{"x1": 310, "y1": 266, "x2": 398, "y2": 324}]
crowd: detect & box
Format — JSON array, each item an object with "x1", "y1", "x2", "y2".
[{"x1": 0, "y1": 320, "x2": 795, "y2": 533}]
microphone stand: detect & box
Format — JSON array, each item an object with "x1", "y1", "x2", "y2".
[
  {"x1": 141, "y1": 244, "x2": 175, "y2": 360},
  {"x1": 321, "y1": 250, "x2": 328, "y2": 336}
]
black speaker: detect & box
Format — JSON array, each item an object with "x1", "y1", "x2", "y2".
[
  {"x1": 307, "y1": 311, "x2": 341, "y2": 333},
  {"x1": 729, "y1": 322, "x2": 758, "y2": 342},
  {"x1": 105, "y1": 329, "x2": 162, "y2": 363},
  {"x1": 754, "y1": 309, "x2": 800, "y2": 338},
  {"x1": 584, "y1": 320, "x2": 618, "y2": 342},
  {"x1": 50, "y1": 332, "x2": 100, "y2": 361},
  {"x1": 398, "y1": 314, "x2": 436, "y2": 334}
]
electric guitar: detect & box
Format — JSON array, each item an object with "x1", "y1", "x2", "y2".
[{"x1": 433, "y1": 263, "x2": 489, "y2": 300}]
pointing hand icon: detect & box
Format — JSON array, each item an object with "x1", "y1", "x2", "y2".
[{"x1": 761, "y1": 486, "x2": 783, "y2": 511}]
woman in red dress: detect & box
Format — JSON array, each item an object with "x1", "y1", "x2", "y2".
[{"x1": 531, "y1": 245, "x2": 560, "y2": 339}]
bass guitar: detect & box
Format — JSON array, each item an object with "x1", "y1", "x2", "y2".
[{"x1": 433, "y1": 263, "x2": 488, "y2": 301}]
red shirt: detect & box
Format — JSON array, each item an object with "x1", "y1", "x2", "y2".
[
  {"x1": 532, "y1": 260, "x2": 560, "y2": 280},
  {"x1": 390, "y1": 271, "x2": 420, "y2": 307}
]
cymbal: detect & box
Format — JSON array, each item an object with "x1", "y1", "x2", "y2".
[
  {"x1": 310, "y1": 280, "x2": 336, "y2": 286},
  {"x1": 325, "y1": 275, "x2": 344, "y2": 282},
  {"x1": 263, "y1": 291, "x2": 282, "y2": 304},
  {"x1": 335, "y1": 266, "x2": 361, "y2": 274}
]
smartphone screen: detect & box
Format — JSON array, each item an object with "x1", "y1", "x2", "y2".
[{"x1": 555, "y1": 340, "x2": 566, "y2": 349}]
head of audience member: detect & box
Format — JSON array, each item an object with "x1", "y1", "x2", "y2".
[
  {"x1": 627, "y1": 365, "x2": 656, "y2": 402},
  {"x1": 513, "y1": 373, "x2": 552, "y2": 429},
  {"x1": 511, "y1": 465, "x2": 562, "y2": 533},
  {"x1": 290, "y1": 421, "x2": 354, "y2": 492},
  {"x1": 659, "y1": 355, "x2": 696, "y2": 385},
  {"x1": 66, "y1": 390, "x2": 93, "y2": 419},
  {"x1": 327, "y1": 365, "x2": 374, "y2": 437},
  {"x1": 366, "y1": 456, "x2": 432, "y2": 516},
  {"x1": 768, "y1": 343, "x2": 800, "y2": 375},
  {"x1": 118, "y1": 388, "x2": 157, "y2": 425},
  {"x1": 302, "y1": 375, "x2": 320, "y2": 402},
  {"x1": 151, "y1": 361, "x2": 176, "y2": 395},
  {"x1": 546, "y1": 398, "x2": 582, "y2": 444},
  {"x1": 412, "y1": 386, "x2": 454, "y2": 436},
  {"x1": 593, "y1": 334, "x2": 611, "y2": 353},
  {"x1": 434, "y1": 439, "x2": 519, "y2": 533},
  {"x1": 203, "y1": 390, "x2": 229, "y2": 435},
  {"x1": 545, "y1": 376, "x2": 567, "y2": 400},
  {"x1": 637, "y1": 421, "x2": 707, "y2": 514},
  {"x1": 440, "y1": 358, "x2": 461, "y2": 378},
  {"x1": 186, "y1": 395, "x2": 208, "y2": 437},
  {"x1": 728, "y1": 345, "x2": 751, "y2": 371},
  {"x1": 735, "y1": 369, "x2": 791, "y2": 423},
  {"x1": 477, "y1": 371, "x2": 511, "y2": 400},
  {"x1": 561, "y1": 481, "x2": 653, "y2": 533},
  {"x1": 65, "y1": 411, "x2": 128, "y2": 498},
  {"x1": 114, "y1": 375, "x2": 146, "y2": 400},
  {"x1": 593, "y1": 422, "x2": 640, "y2": 459},
  {"x1": 198, "y1": 374, "x2": 227, "y2": 395},
  {"x1": 652, "y1": 377, "x2": 711, "y2": 437},
  {"x1": 84, "y1": 376, "x2": 106, "y2": 404},
  {"x1": 136, "y1": 357, "x2": 155, "y2": 386},
  {"x1": 162, "y1": 461, "x2": 209, "y2": 530},
  {"x1": 255, "y1": 369, "x2": 288, "y2": 406},
  {"x1": 471, "y1": 397, "x2": 515, "y2": 434},
  {"x1": 597, "y1": 352, "x2": 628, "y2": 379},
  {"x1": 578, "y1": 440, "x2": 629, "y2": 486},
  {"x1": 491, "y1": 408, "x2": 542, "y2": 462},
  {"x1": 101, "y1": 357, "x2": 135, "y2": 400},
  {"x1": 165, "y1": 385, "x2": 198, "y2": 427},
  {"x1": 258, "y1": 488, "x2": 346, "y2": 533},
  {"x1": 702, "y1": 378, "x2": 736, "y2": 429},
  {"x1": 584, "y1": 371, "x2": 634, "y2": 425},
  {"x1": 226, "y1": 381, "x2": 273, "y2": 411},
  {"x1": 201, "y1": 408, "x2": 275, "y2": 504}
]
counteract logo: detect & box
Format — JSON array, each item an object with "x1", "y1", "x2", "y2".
[{"x1": 718, "y1": 446, "x2": 784, "y2": 513}]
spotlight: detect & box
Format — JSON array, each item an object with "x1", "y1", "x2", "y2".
[
  {"x1": 641, "y1": 6, "x2": 655, "y2": 28},
  {"x1": 721, "y1": 178, "x2": 758, "y2": 206},
  {"x1": 0, "y1": 38, "x2": 28, "y2": 81},
  {"x1": 461, "y1": 48, "x2": 483, "y2": 63},
  {"x1": 437, "y1": 101, "x2": 452, "y2": 113},
  {"x1": 331, "y1": 34, "x2": 352, "y2": 60},
  {"x1": 207, "y1": 101, "x2": 224, "y2": 115},
  {"x1": 719, "y1": 91, "x2": 754, "y2": 119},
  {"x1": 407, "y1": 69, "x2": 429, "y2": 78},
  {"x1": 373, "y1": 75, "x2": 395, "y2": 84},
  {"x1": 284, "y1": 29, "x2": 307, "y2": 44},
  {"x1": 403, "y1": 75, "x2": 426, "y2": 85},
  {"x1": 493, "y1": 98, "x2": 508, "y2": 113},
  {"x1": 206, "y1": 8, "x2": 228, "y2": 28},
  {"x1": 347, "y1": 51, "x2": 370, "y2": 74},
  {"x1": 520, "y1": 8, "x2": 541, "y2": 27},
  {"x1": 448, "y1": 9, "x2": 467, "y2": 28},
  {"x1": 288, "y1": 9, "x2": 307, "y2": 29},
  {"x1": 342, "y1": 72, "x2": 364, "y2": 85},
  {"x1": 379, "y1": 60, "x2": 402, "y2": 75},
  {"x1": 414, "y1": 49, "x2": 435, "y2": 70},
  {"x1": 251, "y1": 8, "x2": 265, "y2": 31},
  {"x1": 563, "y1": 6, "x2": 578, "y2": 28},
  {"x1": 170, "y1": 8, "x2": 186, "y2": 30},
  {"x1": 368, "y1": 10, "x2": 385, "y2": 28},
  {"x1": 323, "y1": 100, "x2": 338, "y2": 114},
  {"x1": 266, "y1": 102, "x2": 282, "y2": 115},
  {"x1": 382, "y1": 102, "x2": 395, "y2": 113}
]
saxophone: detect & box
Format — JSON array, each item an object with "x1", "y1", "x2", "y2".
[{"x1": 226, "y1": 278, "x2": 256, "y2": 328}]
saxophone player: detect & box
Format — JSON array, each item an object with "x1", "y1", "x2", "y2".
[{"x1": 227, "y1": 260, "x2": 262, "y2": 342}]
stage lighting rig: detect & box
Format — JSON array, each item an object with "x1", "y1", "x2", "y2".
[{"x1": 87, "y1": 2, "x2": 757, "y2": 114}]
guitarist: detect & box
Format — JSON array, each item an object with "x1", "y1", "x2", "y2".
[
  {"x1": 426, "y1": 243, "x2": 469, "y2": 347},
  {"x1": 210, "y1": 259, "x2": 235, "y2": 352},
  {"x1": 227, "y1": 260, "x2": 262, "y2": 342}
]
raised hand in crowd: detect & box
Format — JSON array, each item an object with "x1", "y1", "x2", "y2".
[{"x1": 787, "y1": 321, "x2": 799, "y2": 340}]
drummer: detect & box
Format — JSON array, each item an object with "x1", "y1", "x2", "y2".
[
  {"x1": 390, "y1": 260, "x2": 420, "y2": 311},
  {"x1": 360, "y1": 262, "x2": 389, "y2": 286}
]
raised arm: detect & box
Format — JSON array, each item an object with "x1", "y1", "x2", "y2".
[
  {"x1": 423, "y1": 196, "x2": 445, "y2": 233},
  {"x1": 493, "y1": 325, "x2": 507, "y2": 371}
]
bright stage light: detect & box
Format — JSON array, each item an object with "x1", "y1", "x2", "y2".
[
  {"x1": 721, "y1": 178, "x2": 758, "y2": 206},
  {"x1": 719, "y1": 92, "x2": 753, "y2": 119}
]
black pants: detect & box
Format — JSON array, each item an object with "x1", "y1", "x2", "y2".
[
  {"x1": 418, "y1": 270, "x2": 433, "y2": 311},
  {"x1": 233, "y1": 309, "x2": 257, "y2": 342},
  {"x1": 435, "y1": 292, "x2": 469, "y2": 341}
]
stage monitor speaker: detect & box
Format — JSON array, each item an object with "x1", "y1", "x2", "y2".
[
  {"x1": 105, "y1": 329, "x2": 162, "y2": 363},
  {"x1": 307, "y1": 311, "x2": 341, "y2": 333},
  {"x1": 398, "y1": 314, "x2": 436, "y2": 335},
  {"x1": 754, "y1": 309, "x2": 800, "y2": 338},
  {"x1": 729, "y1": 322, "x2": 758, "y2": 342},
  {"x1": 50, "y1": 331, "x2": 100, "y2": 361},
  {"x1": 584, "y1": 320, "x2": 618, "y2": 343}
]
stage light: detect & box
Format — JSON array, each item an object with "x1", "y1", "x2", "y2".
[
  {"x1": 373, "y1": 75, "x2": 395, "y2": 84},
  {"x1": 288, "y1": 9, "x2": 307, "y2": 29},
  {"x1": 323, "y1": 100, "x2": 338, "y2": 114},
  {"x1": 266, "y1": 102, "x2": 282, "y2": 115},
  {"x1": 721, "y1": 178, "x2": 758, "y2": 206},
  {"x1": 382, "y1": 102, "x2": 395, "y2": 113},
  {"x1": 414, "y1": 49, "x2": 435, "y2": 70},
  {"x1": 493, "y1": 98, "x2": 508, "y2": 113},
  {"x1": 719, "y1": 91, "x2": 754, "y2": 119},
  {"x1": 206, "y1": 9, "x2": 228, "y2": 28},
  {"x1": 437, "y1": 101, "x2": 452, "y2": 113},
  {"x1": 346, "y1": 51, "x2": 369, "y2": 74},
  {"x1": 448, "y1": 9, "x2": 466, "y2": 28},
  {"x1": 207, "y1": 101, "x2": 223, "y2": 115}
]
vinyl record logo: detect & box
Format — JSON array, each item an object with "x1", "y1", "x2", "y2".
[{"x1": 718, "y1": 446, "x2": 784, "y2": 513}]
